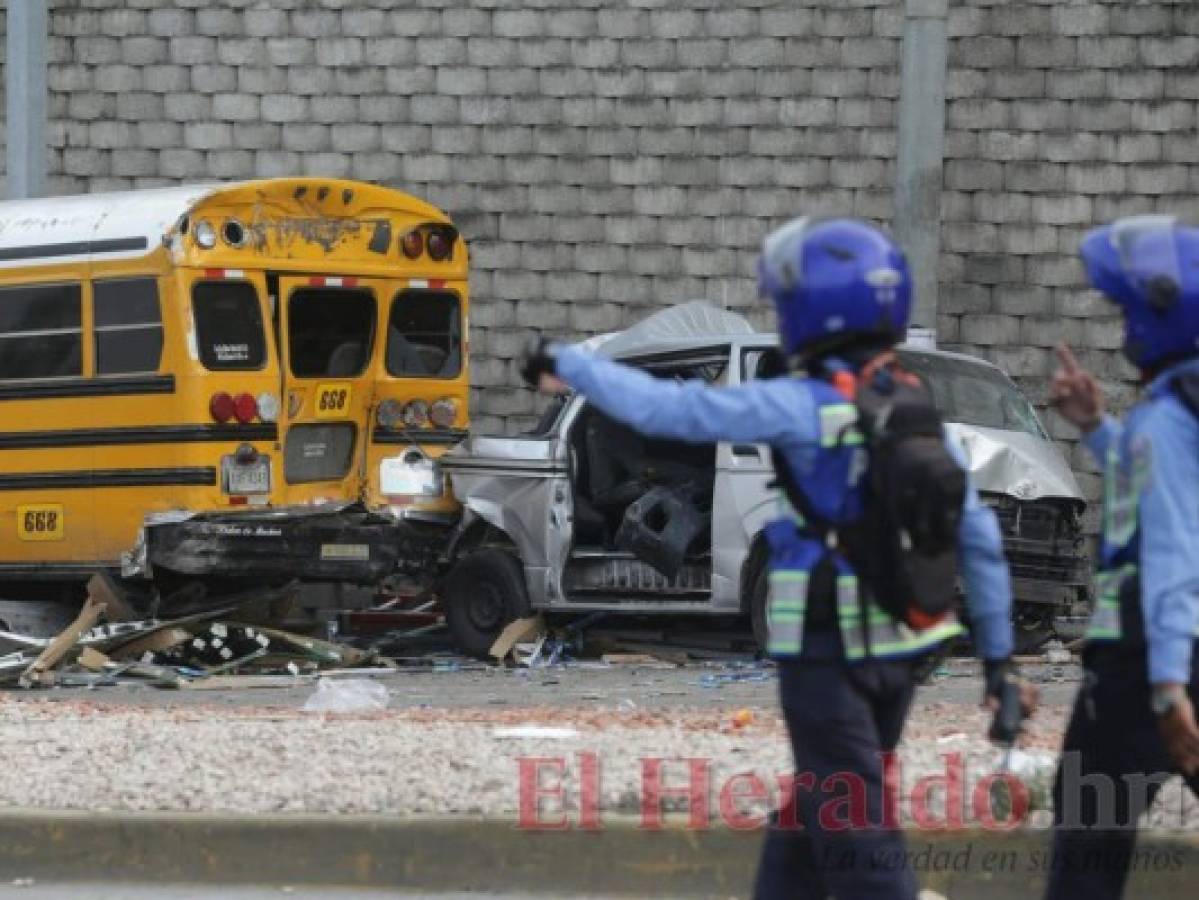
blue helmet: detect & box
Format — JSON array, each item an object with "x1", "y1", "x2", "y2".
[
  {"x1": 1080, "y1": 216, "x2": 1199, "y2": 371},
  {"x1": 758, "y1": 217, "x2": 912, "y2": 357}
]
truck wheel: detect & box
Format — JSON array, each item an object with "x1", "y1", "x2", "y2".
[
  {"x1": 443, "y1": 549, "x2": 531, "y2": 659},
  {"x1": 745, "y1": 545, "x2": 770, "y2": 655}
]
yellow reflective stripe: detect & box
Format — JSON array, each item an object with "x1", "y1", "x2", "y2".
[
  {"x1": 845, "y1": 618, "x2": 965, "y2": 659},
  {"x1": 1086, "y1": 564, "x2": 1135, "y2": 641},
  {"x1": 819, "y1": 404, "x2": 863, "y2": 447},
  {"x1": 768, "y1": 571, "x2": 807, "y2": 657}
]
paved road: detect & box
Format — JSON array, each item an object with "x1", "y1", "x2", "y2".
[{"x1": 1, "y1": 656, "x2": 1082, "y2": 713}]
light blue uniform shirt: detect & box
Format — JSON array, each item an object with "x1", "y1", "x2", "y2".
[
  {"x1": 1082, "y1": 356, "x2": 1199, "y2": 685},
  {"x1": 555, "y1": 345, "x2": 1014, "y2": 661}
]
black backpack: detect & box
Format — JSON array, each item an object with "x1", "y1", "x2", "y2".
[{"x1": 771, "y1": 359, "x2": 966, "y2": 632}]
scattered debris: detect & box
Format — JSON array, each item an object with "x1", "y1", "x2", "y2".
[
  {"x1": 301, "y1": 678, "x2": 389, "y2": 713},
  {"x1": 697, "y1": 668, "x2": 773, "y2": 688},
  {"x1": 1042, "y1": 639, "x2": 1072, "y2": 665},
  {"x1": 488, "y1": 615, "x2": 545, "y2": 662},
  {"x1": 730, "y1": 709, "x2": 755, "y2": 729},
  {"x1": 19, "y1": 593, "x2": 107, "y2": 688},
  {"x1": 0, "y1": 574, "x2": 391, "y2": 692},
  {"x1": 600, "y1": 653, "x2": 678, "y2": 668},
  {"x1": 492, "y1": 725, "x2": 580, "y2": 740}
]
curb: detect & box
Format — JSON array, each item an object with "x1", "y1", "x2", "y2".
[{"x1": 0, "y1": 812, "x2": 1193, "y2": 896}]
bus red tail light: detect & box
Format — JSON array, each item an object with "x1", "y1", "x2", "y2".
[
  {"x1": 232, "y1": 392, "x2": 258, "y2": 424},
  {"x1": 210, "y1": 392, "x2": 235, "y2": 423},
  {"x1": 427, "y1": 230, "x2": 452, "y2": 261},
  {"x1": 400, "y1": 230, "x2": 423, "y2": 259}
]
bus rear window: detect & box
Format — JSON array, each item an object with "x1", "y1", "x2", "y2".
[
  {"x1": 386, "y1": 290, "x2": 462, "y2": 378},
  {"x1": 288, "y1": 288, "x2": 376, "y2": 378},
  {"x1": 0, "y1": 282, "x2": 82, "y2": 380},
  {"x1": 193, "y1": 282, "x2": 267, "y2": 371}
]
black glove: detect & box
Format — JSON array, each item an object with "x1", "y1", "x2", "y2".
[
  {"x1": 520, "y1": 335, "x2": 560, "y2": 387},
  {"x1": 985, "y1": 657, "x2": 1024, "y2": 745}
]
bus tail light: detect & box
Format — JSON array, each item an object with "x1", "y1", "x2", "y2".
[
  {"x1": 256, "y1": 392, "x2": 280, "y2": 423},
  {"x1": 194, "y1": 219, "x2": 217, "y2": 249},
  {"x1": 427, "y1": 230, "x2": 452, "y2": 261},
  {"x1": 232, "y1": 392, "x2": 258, "y2": 424},
  {"x1": 429, "y1": 398, "x2": 457, "y2": 429},
  {"x1": 400, "y1": 230, "x2": 423, "y2": 259},
  {"x1": 402, "y1": 400, "x2": 429, "y2": 427},
  {"x1": 377, "y1": 398, "x2": 403, "y2": 430},
  {"x1": 210, "y1": 392, "x2": 235, "y2": 423}
]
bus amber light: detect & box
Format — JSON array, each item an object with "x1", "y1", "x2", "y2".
[
  {"x1": 232, "y1": 393, "x2": 258, "y2": 425},
  {"x1": 210, "y1": 392, "x2": 236, "y2": 423}
]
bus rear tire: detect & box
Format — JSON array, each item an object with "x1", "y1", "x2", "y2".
[{"x1": 443, "y1": 549, "x2": 531, "y2": 659}]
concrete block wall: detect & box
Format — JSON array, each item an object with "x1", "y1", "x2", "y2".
[{"x1": 9, "y1": 0, "x2": 1199, "y2": 518}]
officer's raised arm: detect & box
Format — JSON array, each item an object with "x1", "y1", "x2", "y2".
[{"x1": 521, "y1": 337, "x2": 821, "y2": 447}]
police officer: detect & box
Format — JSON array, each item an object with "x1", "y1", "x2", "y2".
[
  {"x1": 522, "y1": 217, "x2": 1023, "y2": 899},
  {"x1": 1045, "y1": 216, "x2": 1199, "y2": 899}
]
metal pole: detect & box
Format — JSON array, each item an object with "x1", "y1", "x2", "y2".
[
  {"x1": 893, "y1": 0, "x2": 948, "y2": 338},
  {"x1": 7, "y1": 0, "x2": 49, "y2": 199}
]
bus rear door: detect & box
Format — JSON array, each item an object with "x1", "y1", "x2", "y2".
[{"x1": 276, "y1": 275, "x2": 387, "y2": 506}]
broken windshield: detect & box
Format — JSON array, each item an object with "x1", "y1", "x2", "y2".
[{"x1": 898, "y1": 351, "x2": 1046, "y2": 438}]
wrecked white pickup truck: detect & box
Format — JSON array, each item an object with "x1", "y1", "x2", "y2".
[{"x1": 437, "y1": 303, "x2": 1089, "y2": 657}]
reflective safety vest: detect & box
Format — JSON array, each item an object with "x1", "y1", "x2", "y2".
[
  {"x1": 1085, "y1": 423, "x2": 1199, "y2": 645},
  {"x1": 763, "y1": 384, "x2": 964, "y2": 662}
]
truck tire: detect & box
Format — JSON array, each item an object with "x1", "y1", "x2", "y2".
[
  {"x1": 744, "y1": 543, "x2": 771, "y2": 656},
  {"x1": 443, "y1": 549, "x2": 531, "y2": 659}
]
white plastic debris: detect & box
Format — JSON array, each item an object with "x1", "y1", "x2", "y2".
[
  {"x1": 301, "y1": 677, "x2": 389, "y2": 713},
  {"x1": 492, "y1": 725, "x2": 580, "y2": 740}
]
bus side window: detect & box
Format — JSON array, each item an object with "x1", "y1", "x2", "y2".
[
  {"x1": 0, "y1": 283, "x2": 82, "y2": 380},
  {"x1": 94, "y1": 278, "x2": 163, "y2": 375}
]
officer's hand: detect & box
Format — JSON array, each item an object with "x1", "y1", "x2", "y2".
[
  {"x1": 520, "y1": 335, "x2": 562, "y2": 390},
  {"x1": 1157, "y1": 691, "x2": 1199, "y2": 776},
  {"x1": 983, "y1": 658, "x2": 1038, "y2": 744},
  {"x1": 1050, "y1": 344, "x2": 1104, "y2": 433}
]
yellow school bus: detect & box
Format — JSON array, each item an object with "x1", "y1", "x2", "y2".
[{"x1": 0, "y1": 178, "x2": 468, "y2": 598}]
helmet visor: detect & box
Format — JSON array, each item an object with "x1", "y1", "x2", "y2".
[
  {"x1": 760, "y1": 216, "x2": 817, "y2": 295},
  {"x1": 1112, "y1": 214, "x2": 1181, "y2": 297}
]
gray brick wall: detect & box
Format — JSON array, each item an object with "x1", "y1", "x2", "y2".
[{"x1": 8, "y1": 0, "x2": 1199, "y2": 522}]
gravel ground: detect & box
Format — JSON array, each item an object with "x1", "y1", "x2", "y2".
[{"x1": 0, "y1": 660, "x2": 1192, "y2": 830}]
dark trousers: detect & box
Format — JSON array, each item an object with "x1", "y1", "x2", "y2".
[
  {"x1": 1044, "y1": 641, "x2": 1199, "y2": 900},
  {"x1": 753, "y1": 655, "x2": 919, "y2": 900}
]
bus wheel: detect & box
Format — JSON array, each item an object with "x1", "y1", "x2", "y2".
[{"x1": 443, "y1": 549, "x2": 531, "y2": 659}]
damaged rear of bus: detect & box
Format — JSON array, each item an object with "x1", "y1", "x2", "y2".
[{"x1": 76, "y1": 178, "x2": 473, "y2": 604}]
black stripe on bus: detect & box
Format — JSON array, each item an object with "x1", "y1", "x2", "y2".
[
  {"x1": 371, "y1": 428, "x2": 469, "y2": 446},
  {"x1": 0, "y1": 424, "x2": 277, "y2": 450},
  {"x1": 0, "y1": 375, "x2": 175, "y2": 401},
  {"x1": 0, "y1": 467, "x2": 217, "y2": 491},
  {"x1": 0, "y1": 236, "x2": 149, "y2": 263}
]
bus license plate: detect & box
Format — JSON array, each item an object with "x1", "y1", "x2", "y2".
[
  {"x1": 380, "y1": 456, "x2": 442, "y2": 497},
  {"x1": 223, "y1": 456, "x2": 271, "y2": 495}
]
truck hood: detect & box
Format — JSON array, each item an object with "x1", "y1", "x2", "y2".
[{"x1": 946, "y1": 423, "x2": 1082, "y2": 502}]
